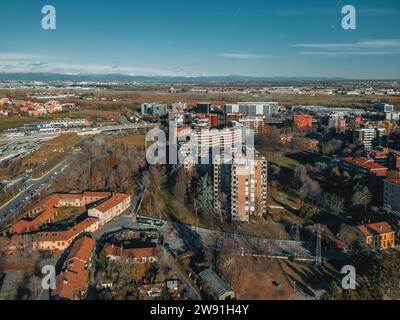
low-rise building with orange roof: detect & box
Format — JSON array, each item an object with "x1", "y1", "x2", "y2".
[
  {"x1": 52, "y1": 237, "x2": 96, "y2": 300},
  {"x1": 9, "y1": 192, "x2": 111, "y2": 235},
  {"x1": 33, "y1": 217, "x2": 99, "y2": 252},
  {"x1": 88, "y1": 193, "x2": 131, "y2": 226},
  {"x1": 356, "y1": 222, "x2": 395, "y2": 250},
  {"x1": 82, "y1": 191, "x2": 112, "y2": 205},
  {"x1": 103, "y1": 244, "x2": 157, "y2": 264},
  {"x1": 11, "y1": 194, "x2": 62, "y2": 234},
  {"x1": 341, "y1": 157, "x2": 388, "y2": 177}
]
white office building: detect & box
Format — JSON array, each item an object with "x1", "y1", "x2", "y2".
[
  {"x1": 353, "y1": 128, "x2": 386, "y2": 149},
  {"x1": 224, "y1": 102, "x2": 279, "y2": 118},
  {"x1": 141, "y1": 103, "x2": 168, "y2": 116}
]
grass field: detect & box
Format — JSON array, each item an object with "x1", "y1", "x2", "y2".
[
  {"x1": 22, "y1": 133, "x2": 80, "y2": 178},
  {"x1": 261, "y1": 151, "x2": 300, "y2": 169},
  {"x1": 53, "y1": 109, "x2": 121, "y2": 121},
  {"x1": 79, "y1": 91, "x2": 400, "y2": 108},
  {"x1": 111, "y1": 134, "x2": 145, "y2": 147},
  {"x1": 0, "y1": 116, "x2": 47, "y2": 131},
  {"x1": 53, "y1": 206, "x2": 86, "y2": 223}
]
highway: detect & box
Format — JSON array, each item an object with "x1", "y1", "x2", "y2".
[
  {"x1": 0, "y1": 123, "x2": 156, "y2": 144},
  {"x1": 0, "y1": 160, "x2": 69, "y2": 222}
]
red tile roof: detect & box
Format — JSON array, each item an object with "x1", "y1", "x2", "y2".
[
  {"x1": 93, "y1": 193, "x2": 129, "y2": 213},
  {"x1": 12, "y1": 194, "x2": 61, "y2": 234},
  {"x1": 11, "y1": 192, "x2": 111, "y2": 234},
  {"x1": 57, "y1": 194, "x2": 82, "y2": 200},
  {"x1": 387, "y1": 179, "x2": 400, "y2": 185},
  {"x1": 82, "y1": 191, "x2": 111, "y2": 198},
  {"x1": 103, "y1": 244, "x2": 156, "y2": 260},
  {"x1": 52, "y1": 237, "x2": 96, "y2": 300},
  {"x1": 342, "y1": 157, "x2": 388, "y2": 170},
  {"x1": 36, "y1": 217, "x2": 99, "y2": 242},
  {"x1": 67, "y1": 237, "x2": 96, "y2": 268},
  {"x1": 357, "y1": 222, "x2": 394, "y2": 237}
]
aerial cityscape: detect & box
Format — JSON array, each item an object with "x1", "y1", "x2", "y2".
[{"x1": 0, "y1": 0, "x2": 400, "y2": 310}]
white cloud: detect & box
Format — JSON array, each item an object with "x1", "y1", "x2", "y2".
[
  {"x1": 0, "y1": 53, "x2": 193, "y2": 76},
  {"x1": 293, "y1": 39, "x2": 400, "y2": 56},
  {"x1": 358, "y1": 8, "x2": 400, "y2": 16},
  {"x1": 0, "y1": 53, "x2": 47, "y2": 61},
  {"x1": 218, "y1": 52, "x2": 270, "y2": 60}
]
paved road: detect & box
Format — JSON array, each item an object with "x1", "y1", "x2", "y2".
[
  {"x1": 0, "y1": 134, "x2": 58, "y2": 144},
  {"x1": 0, "y1": 160, "x2": 69, "y2": 221},
  {"x1": 0, "y1": 123, "x2": 156, "y2": 144},
  {"x1": 161, "y1": 247, "x2": 202, "y2": 300},
  {"x1": 137, "y1": 215, "x2": 313, "y2": 260}
]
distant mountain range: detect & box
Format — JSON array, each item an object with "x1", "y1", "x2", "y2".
[{"x1": 0, "y1": 73, "x2": 350, "y2": 83}]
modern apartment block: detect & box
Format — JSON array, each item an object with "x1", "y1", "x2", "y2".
[
  {"x1": 384, "y1": 179, "x2": 400, "y2": 212},
  {"x1": 183, "y1": 125, "x2": 244, "y2": 161},
  {"x1": 353, "y1": 128, "x2": 386, "y2": 149},
  {"x1": 224, "y1": 102, "x2": 279, "y2": 118},
  {"x1": 141, "y1": 103, "x2": 168, "y2": 116},
  {"x1": 322, "y1": 115, "x2": 346, "y2": 132},
  {"x1": 238, "y1": 116, "x2": 267, "y2": 134},
  {"x1": 231, "y1": 157, "x2": 268, "y2": 222},
  {"x1": 196, "y1": 102, "x2": 212, "y2": 114},
  {"x1": 374, "y1": 102, "x2": 394, "y2": 113},
  {"x1": 293, "y1": 114, "x2": 313, "y2": 130},
  {"x1": 213, "y1": 156, "x2": 268, "y2": 222},
  {"x1": 212, "y1": 156, "x2": 233, "y2": 213}
]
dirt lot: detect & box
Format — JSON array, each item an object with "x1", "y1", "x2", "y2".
[
  {"x1": 75, "y1": 91, "x2": 400, "y2": 109},
  {"x1": 229, "y1": 257, "x2": 334, "y2": 300},
  {"x1": 111, "y1": 134, "x2": 145, "y2": 148}
]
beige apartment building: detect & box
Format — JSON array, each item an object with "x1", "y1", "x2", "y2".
[
  {"x1": 231, "y1": 157, "x2": 268, "y2": 222},
  {"x1": 213, "y1": 156, "x2": 268, "y2": 222}
]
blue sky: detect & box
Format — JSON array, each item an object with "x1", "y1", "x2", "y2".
[{"x1": 0, "y1": 0, "x2": 399, "y2": 79}]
